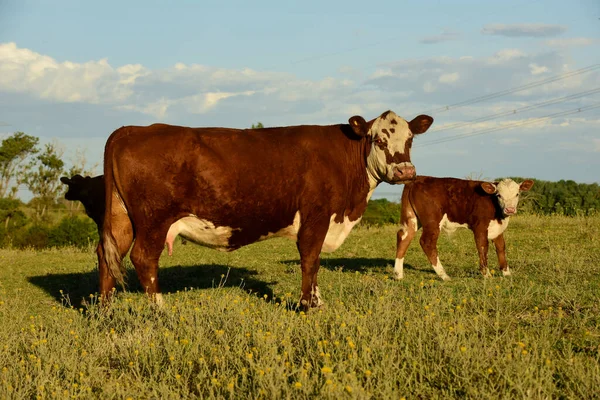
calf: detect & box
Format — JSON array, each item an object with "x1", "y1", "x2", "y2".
[{"x1": 394, "y1": 177, "x2": 533, "y2": 280}]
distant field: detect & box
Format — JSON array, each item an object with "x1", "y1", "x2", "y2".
[{"x1": 1, "y1": 214, "x2": 599, "y2": 399}]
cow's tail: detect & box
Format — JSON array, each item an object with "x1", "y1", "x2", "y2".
[{"x1": 100, "y1": 131, "x2": 128, "y2": 286}]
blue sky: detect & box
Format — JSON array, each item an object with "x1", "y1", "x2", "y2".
[{"x1": 1, "y1": 0, "x2": 599, "y2": 200}]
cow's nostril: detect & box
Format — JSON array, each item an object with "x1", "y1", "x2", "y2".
[{"x1": 395, "y1": 165, "x2": 416, "y2": 180}]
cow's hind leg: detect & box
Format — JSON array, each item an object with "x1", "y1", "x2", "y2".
[
  {"x1": 296, "y1": 223, "x2": 328, "y2": 311},
  {"x1": 97, "y1": 210, "x2": 133, "y2": 303},
  {"x1": 130, "y1": 228, "x2": 168, "y2": 306},
  {"x1": 419, "y1": 224, "x2": 451, "y2": 281},
  {"x1": 394, "y1": 209, "x2": 418, "y2": 280}
]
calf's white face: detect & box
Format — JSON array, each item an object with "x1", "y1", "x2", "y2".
[{"x1": 481, "y1": 179, "x2": 534, "y2": 216}]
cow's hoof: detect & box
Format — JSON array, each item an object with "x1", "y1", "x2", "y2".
[
  {"x1": 440, "y1": 274, "x2": 451, "y2": 281},
  {"x1": 502, "y1": 268, "x2": 512, "y2": 277}
]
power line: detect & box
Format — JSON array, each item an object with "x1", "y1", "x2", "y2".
[
  {"x1": 428, "y1": 87, "x2": 600, "y2": 133},
  {"x1": 416, "y1": 102, "x2": 600, "y2": 147},
  {"x1": 420, "y1": 63, "x2": 600, "y2": 115}
]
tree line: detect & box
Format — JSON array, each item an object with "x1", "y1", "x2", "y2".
[{"x1": 0, "y1": 130, "x2": 598, "y2": 248}]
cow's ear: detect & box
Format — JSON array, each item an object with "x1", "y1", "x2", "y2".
[
  {"x1": 349, "y1": 116, "x2": 369, "y2": 137},
  {"x1": 481, "y1": 182, "x2": 497, "y2": 194},
  {"x1": 60, "y1": 177, "x2": 71, "y2": 185},
  {"x1": 520, "y1": 180, "x2": 534, "y2": 192},
  {"x1": 409, "y1": 115, "x2": 434, "y2": 135}
]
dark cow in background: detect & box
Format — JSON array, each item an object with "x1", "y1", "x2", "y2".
[
  {"x1": 99, "y1": 110, "x2": 433, "y2": 309},
  {"x1": 61, "y1": 174, "x2": 183, "y2": 255},
  {"x1": 61, "y1": 175, "x2": 105, "y2": 230},
  {"x1": 394, "y1": 177, "x2": 534, "y2": 280}
]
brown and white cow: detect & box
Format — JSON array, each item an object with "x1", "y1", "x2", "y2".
[
  {"x1": 98, "y1": 111, "x2": 433, "y2": 309},
  {"x1": 394, "y1": 177, "x2": 534, "y2": 280},
  {"x1": 61, "y1": 174, "x2": 182, "y2": 255}
]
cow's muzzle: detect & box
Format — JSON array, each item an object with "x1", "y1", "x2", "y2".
[
  {"x1": 504, "y1": 207, "x2": 517, "y2": 215},
  {"x1": 393, "y1": 164, "x2": 416, "y2": 181}
]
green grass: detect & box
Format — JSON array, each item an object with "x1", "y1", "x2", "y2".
[{"x1": 1, "y1": 214, "x2": 599, "y2": 399}]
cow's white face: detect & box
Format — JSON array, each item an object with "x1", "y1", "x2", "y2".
[
  {"x1": 349, "y1": 111, "x2": 433, "y2": 186},
  {"x1": 481, "y1": 179, "x2": 534, "y2": 216}
]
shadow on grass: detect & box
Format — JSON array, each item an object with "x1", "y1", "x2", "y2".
[
  {"x1": 27, "y1": 263, "x2": 276, "y2": 306},
  {"x1": 282, "y1": 257, "x2": 433, "y2": 275}
]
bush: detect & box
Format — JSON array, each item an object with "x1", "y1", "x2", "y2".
[
  {"x1": 12, "y1": 224, "x2": 52, "y2": 249},
  {"x1": 48, "y1": 216, "x2": 99, "y2": 248},
  {"x1": 362, "y1": 199, "x2": 402, "y2": 226}
]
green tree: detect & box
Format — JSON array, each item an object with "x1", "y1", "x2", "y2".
[
  {"x1": 251, "y1": 122, "x2": 265, "y2": 129},
  {"x1": 0, "y1": 132, "x2": 39, "y2": 198},
  {"x1": 22, "y1": 142, "x2": 66, "y2": 218}
]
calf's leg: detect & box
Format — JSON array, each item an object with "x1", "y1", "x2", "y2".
[
  {"x1": 492, "y1": 233, "x2": 511, "y2": 276},
  {"x1": 474, "y1": 230, "x2": 491, "y2": 278},
  {"x1": 394, "y1": 212, "x2": 418, "y2": 280},
  {"x1": 419, "y1": 224, "x2": 450, "y2": 281}
]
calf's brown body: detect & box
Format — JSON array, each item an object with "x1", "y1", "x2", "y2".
[{"x1": 394, "y1": 176, "x2": 533, "y2": 280}]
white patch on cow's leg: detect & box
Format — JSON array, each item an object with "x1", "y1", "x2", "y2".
[
  {"x1": 153, "y1": 293, "x2": 164, "y2": 307},
  {"x1": 150, "y1": 276, "x2": 155, "y2": 284},
  {"x1": 502, "y1": 266, "x2": 512, "y2": 276},
  {"x1": 400, "y1": 228, "x2": 408, "y2": 241},
  {"x1": 393, "y1": 258, "x2": 404, "y2": 280},
  {"x1": 311, "y1": 286, "x2": 324, "y2": 307},
  {"x1": 432, "y1": 257, "x2": 451, "y2": 281}
]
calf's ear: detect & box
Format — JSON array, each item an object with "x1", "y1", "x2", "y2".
[
  {"x1": 349, "y1": 116, "x2": 369, "y2": 137},
  {"x1": 481, "y1": 182, "x2": 497, "y2": 194},
  {"x1": 520, "y1": 180, "x2": 534, "y2": 192},
  {"x1": 409, "y1": 115, "x2": 434, "y2": 135}
]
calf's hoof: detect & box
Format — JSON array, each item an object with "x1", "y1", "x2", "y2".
[{"x1": 502, "y1": 268, "x2": 512, "y2": 277}]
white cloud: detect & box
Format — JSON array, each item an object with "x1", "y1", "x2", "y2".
[
  {"x1": 529, "y1": 63, "x2": 549, "y2": 75},
  {"x1": 439, "y1": 72, "x2": 459, "y2": 84},
  {"x1": 481, "y1": 23, "x2": 567, "y2": 38},
  {"x1": 0, "y1": 42, "x2": 138, "y2": 104}
]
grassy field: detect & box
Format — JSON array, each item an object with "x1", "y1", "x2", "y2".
[{"x1": 0, "y1": 214, "x2": 599, "y2": 399}]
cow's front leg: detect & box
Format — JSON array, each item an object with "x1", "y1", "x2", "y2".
[
  {"x1": 296, "y1": 223, "x2": 328, "y2": 311},
  {"x1": 474, "y1": 230, "x2": 491, "y2": 278},
  {"x1": 492, "y1": 233, "x2": 510, "y2": 276}
]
